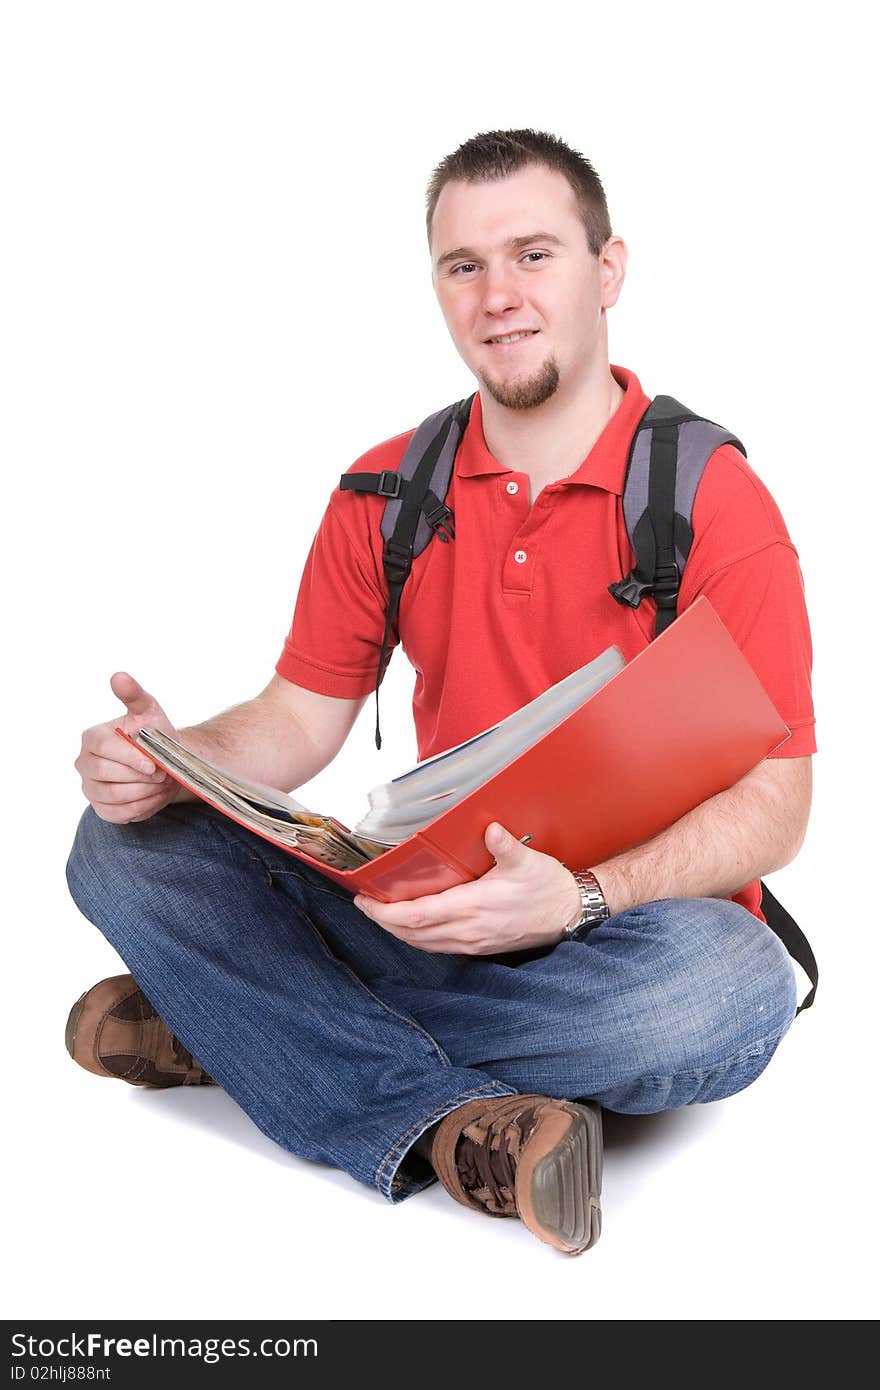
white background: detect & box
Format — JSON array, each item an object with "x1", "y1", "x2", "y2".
[{"x1": 2, "y1": 0, "x2": 877, "y2": 1322}]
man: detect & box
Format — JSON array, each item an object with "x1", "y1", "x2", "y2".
[{"x1": 66, "y1": 129, "x2": 814, "y2": 1256}]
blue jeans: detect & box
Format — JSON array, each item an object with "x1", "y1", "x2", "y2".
[{"x1": 65, "y1": 801, "x2": 797, "y2": 1203}]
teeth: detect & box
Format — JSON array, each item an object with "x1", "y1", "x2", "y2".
[{"x1": 489, "y1": 330, "x2": 535, "y2": 344}]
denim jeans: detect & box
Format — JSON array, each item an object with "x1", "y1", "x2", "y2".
[{"x1": 65, "y1": 801, "x2": 797, "y2": 1203}]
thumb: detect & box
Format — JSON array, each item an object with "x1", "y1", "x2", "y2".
[
  {"x1": 485, "y1": 822, "x2": 523, "y2": 860},
  {"x1": 110, "y1": 671, "x2": 161, "y2": 719}
]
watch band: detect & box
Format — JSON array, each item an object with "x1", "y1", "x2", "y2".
[{"x1": 562, "y1": 869, "x2": 610, "y2": 941}]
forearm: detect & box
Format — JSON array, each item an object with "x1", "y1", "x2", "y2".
[
  {"x1": 590, "y1": 761, "x2": 808, "y2": 916},
  {"x1": 171, "y1": 695, "x2": 330, "y2": 801}
]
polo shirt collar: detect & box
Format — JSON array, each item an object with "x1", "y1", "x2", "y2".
[{"x1": 455, "y1": 364, "x2": 651, "y2": 495}]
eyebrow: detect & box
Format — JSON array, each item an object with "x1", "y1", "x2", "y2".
[{"x1": 434, "y1": 231, "x2": 565, "y2": 271}]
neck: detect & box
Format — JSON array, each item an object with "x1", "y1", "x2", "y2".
[{"x1": 479, "y1": 359, "x2": 625, "y2": 488}]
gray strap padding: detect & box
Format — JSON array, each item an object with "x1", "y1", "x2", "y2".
[
  {"x1": 379, "y1": 402, "x2": 465, "y2": 556},
  {"x1": 622, "y1": 414, "x2": 746, "y2": 571}
]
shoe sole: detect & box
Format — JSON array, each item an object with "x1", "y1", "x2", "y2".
[
  {"x1": 65, "y1": 992, "x2": 86, "y2": 1060},
  {"x1": 516, "y1": 1101, "x2": 603, "y2": 1255}
]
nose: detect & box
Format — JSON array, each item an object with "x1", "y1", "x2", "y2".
[{"x1": 480, "y1": 261, "x2": 524, "y2": 317}]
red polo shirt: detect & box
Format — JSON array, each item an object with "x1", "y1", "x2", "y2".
[{"x1": 276, "y1": 364, "x2": 815, "y2": 918}]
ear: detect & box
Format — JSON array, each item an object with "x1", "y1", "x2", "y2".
[{"x1": 600, "y1": 235, "x2": 628, "y2": 310}]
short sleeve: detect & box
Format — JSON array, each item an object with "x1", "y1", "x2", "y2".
[
  {"x1": 275, "y1": 486, "x2": 397, "y2": 700},
  {"x1": 678, "y1": 445, "x2": 816, "y2": 757}
]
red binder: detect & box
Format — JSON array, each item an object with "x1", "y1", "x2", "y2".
[{"x1": 120, "y1": 598, "x2": 789, "y2": 901}]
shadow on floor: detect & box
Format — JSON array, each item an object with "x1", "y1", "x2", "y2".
[
  {"x1": 601, "y1": 1102, "x2": 721, "y2": 1154},
  {"x1": 131, "y1": 1079, "x2": 724, "y2": 1195}
]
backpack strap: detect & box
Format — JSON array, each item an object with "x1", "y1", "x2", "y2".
[
  {"x1": 759, "y1": 881, "x2": 818, "y2": 1013},
  {"x1": 339, "y1": 393, "x2": 475, "y2": 747},
  {"x1": 608, "y1": 395, "x2": 746, "y2": 635}
]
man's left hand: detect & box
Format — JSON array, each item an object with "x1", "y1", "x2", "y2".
[{"x1": 353, "y1": 822, "x2": 580, "y2": 955}]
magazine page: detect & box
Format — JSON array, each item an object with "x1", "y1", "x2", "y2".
[
  {"x1": 354, "y1": 645, "x2": 624, "y2": 840},
  {"x1": 126, "y1": 729, "x2": 387, "y2": 869}
]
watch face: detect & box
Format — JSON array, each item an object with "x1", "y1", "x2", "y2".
[{"x1": 568, "y1": 917, "x2": 598, "y2": 941}]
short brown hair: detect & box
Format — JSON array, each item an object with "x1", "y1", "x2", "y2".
[{"x1": 425, "y1": 128, "x2": 612, "y2": 257}]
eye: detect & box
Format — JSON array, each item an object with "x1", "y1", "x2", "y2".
[{"x1": 449, "y1": 250, "x2": 549, "y2": 277}]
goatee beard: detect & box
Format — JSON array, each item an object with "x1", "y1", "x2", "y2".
[{"x1": 480, "y1": 357, "x2": 561, "y2": 410}]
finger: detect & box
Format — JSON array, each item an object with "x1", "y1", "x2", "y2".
[
  {"x1": 81, "y1": 754, "x2": 166, "y2": 784},
  {"x1": 369, "y1": 919, "x2": 458, "y2": 953},
  {"x1": 84, "y1": 725, "x2": 157, "y2": 773},
  {"x1": 91, "y1": 791, "x2": 171, "y2": 824},
  {"x1": 85, "y1": 781, "x2": 170, "y2": 810},
  {"x1": 110, "y1": 671, "x2": 159, "y2": 718},
  {"x1": 353, "y1": 896, "x2": 431, "y2": 930},
  {"x1": 353, "y1": 886, "x2": 475, "y2": 930}
]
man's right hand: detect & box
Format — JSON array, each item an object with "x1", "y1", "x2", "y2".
[{"x1": 75, "y1": 671, "x2": 181, "y2": 823}]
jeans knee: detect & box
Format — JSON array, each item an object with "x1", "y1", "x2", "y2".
[
  {"x1": 599, "y1": 897, "x2": 798, "y2": 1079},
  {"x1": 586, "y1": 900, "x2": 798, "y2": 1113},
  {"x1": 593, "y1": 1022, "x2": 792, "y2": 1112},
  {"x1": 658, "y1": 896, "x2": 792, "y2": 1008},
  {"x1": 682, "y1": 899, "x2": 798, "y2": 1055},
  {"x1": 644, "y1": 896, "x2": 761, "y2": 966},
  {"x1": 65, "y1": 804, "x2": 178, "y2": 919},
  {"x1": 66, "y1": 805, "x2": 116, "y2": 909}
]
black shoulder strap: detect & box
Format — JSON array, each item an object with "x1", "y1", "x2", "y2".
[
  {"x1": 339, "y1": 394, "x2": 475, "y2": 747},
  {"x1": 609, "y1": 395, "x2": 746, "y2": 636}
]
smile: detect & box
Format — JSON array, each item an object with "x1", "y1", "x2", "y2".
[{"x1": 486, "y1": 330, "x2": 539, "y2": 347}]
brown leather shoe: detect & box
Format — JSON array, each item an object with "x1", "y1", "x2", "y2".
[
  {"x1": 430, "y1": 1094, "x2": 602, "y2": 1254},
  {"x1": 65, "y1": 974, "x2": 214, "y2": 1087}
]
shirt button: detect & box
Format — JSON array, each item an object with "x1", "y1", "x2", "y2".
[
  {"x1": 506, "y1": 481, "x2": 519, "y2": 495},
  {"x1": 514, "y1": 549, "x2": 527, "y2": 564}
]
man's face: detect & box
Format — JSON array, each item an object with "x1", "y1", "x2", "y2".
[{"x1": 430, "y1": 164, "x2": 623, "y2": 410}]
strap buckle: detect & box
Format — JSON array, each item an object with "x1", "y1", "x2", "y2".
[
  {"x1": 383, "y1": 538, "x2": 413, "y2": 586},
  {"x1": 608, "y1": 574, "x2": 652, "y2": 609},
  {"x1": 609, "y1": 561, "x2": 679, "y2": 611},
  {"x1": 377, "y1": 470, "x2": 402, "y2": 499},
  {"x1": 423, "y1": 499, "x2": 455, "y2": 543},
  {"x1": 652, "y1": 562, "x2": 680, "y2": 610}
]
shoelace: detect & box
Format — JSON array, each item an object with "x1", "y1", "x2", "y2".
[{"x1": 456, "y1": 1107, "x2": 539, "y2": 1215}]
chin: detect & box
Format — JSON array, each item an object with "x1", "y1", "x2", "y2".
[{"x1": 479, "y1": 359, "x2": 562, "y2": 411}]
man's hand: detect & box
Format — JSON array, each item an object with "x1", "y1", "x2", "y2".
[
  {"x1": 353, "y1": 822, "x2": 580, "y2": 955},
  {"x1": 75, "y1": 672, "x2": 181, "y2": 824}
]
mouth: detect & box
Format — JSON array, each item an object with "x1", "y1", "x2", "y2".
[{"x1": 484, "y1": 329, "x2": 540, "y2": 348}]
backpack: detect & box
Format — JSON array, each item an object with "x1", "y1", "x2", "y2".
[{"x1": 339, "y1": 392, "x2": 817, "y2": 1013}]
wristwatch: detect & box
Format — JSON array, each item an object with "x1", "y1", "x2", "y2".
[{"x1": 562, "y1": 869, "x2": 611, "y2": 941}]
